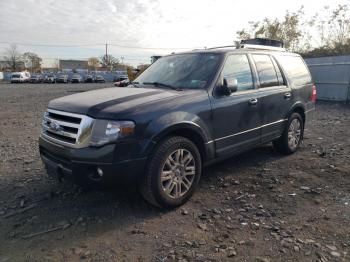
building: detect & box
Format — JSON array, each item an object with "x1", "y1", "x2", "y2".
[
  {"x1": 0, "y1": 60, "x2": 26, "y2": 71},
  {"x1": 59, "y1": 59, "x2": 88, "y2": 70}
]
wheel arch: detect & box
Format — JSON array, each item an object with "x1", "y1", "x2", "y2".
[
  {"x1": 287, "y1": 102, "x2": 306, "y2": 124},
  {"x1": 151, "y1": 122, "x2": 210, "y2": 163}
]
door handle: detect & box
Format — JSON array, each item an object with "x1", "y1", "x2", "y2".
[
  {"x1": 284, "y1": 92, "x2": 292, "y2": 99},
  {"x1": 248, "y1": 98, "x2": 258, "y2": 105}
]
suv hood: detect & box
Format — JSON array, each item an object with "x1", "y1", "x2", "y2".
[{"x1": 48, "y1": 87, "x2": 186, "y2": 118}]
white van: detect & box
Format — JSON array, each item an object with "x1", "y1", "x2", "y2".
[{"x1": 11, "y1": 72, "x2": 31, "y2": 83}]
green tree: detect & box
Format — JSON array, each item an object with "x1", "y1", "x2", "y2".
[{"x1": 236, "y1": 8, "x2": 305, "y2": 51}]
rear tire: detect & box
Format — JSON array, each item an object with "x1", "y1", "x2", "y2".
[
  {"x1": 139, "y1": 136, "x2": 202, "y2": 208},
  {"x1": 273, "y1": 112, "x2": 304, "y2": 155}
]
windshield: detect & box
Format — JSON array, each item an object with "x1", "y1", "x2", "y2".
[{"x1": 135, "y1": 53, "x2": 221, "y2": 89}]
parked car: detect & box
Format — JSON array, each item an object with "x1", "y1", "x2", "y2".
[
  {"x1": 11, "y1": 72, "x2": 30, "y2": 83},
  {"x1": 114, "y1": 75, "x2": 129, "y2": 87},
  {"x1": 94, "y1": 75, "x2": 105, "y2": 83},
  {"x1": 44, "y1": 74, "x2": 56, "y2": 83},
  {"x1": 56, "y1": 75, "x2": 69, "y2": 83},
  {"x1": 29, "y1": 75, "x2": 44, "y2": 83},
  {"x1": 39, "y1": 39, "x2": 316, "y2": 208},
  {"x1": 71, "y1": 74, "x2": 83, "y2": 83},
  {"x1": 84, "y1": 75, "x2": 94, "y2": 83}
]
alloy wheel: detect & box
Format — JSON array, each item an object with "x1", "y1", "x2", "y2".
[
  {"x1": 288, "y1": 118, "x2": 301, "y2": 149},
  {"x1": 161, "y1": 149, "x2": 196, "y2": 199}
]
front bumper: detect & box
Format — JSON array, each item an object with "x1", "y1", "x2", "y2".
[{"x1": 39, "y1": 136, "x2": 147, "y2": 185}]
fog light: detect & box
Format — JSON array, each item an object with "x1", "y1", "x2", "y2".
[{"x1": 97, "y1": 167, "x2": 103, "y2": 177}]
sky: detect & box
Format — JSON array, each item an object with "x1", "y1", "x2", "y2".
[{"x1": 0, "y1": 0, "x2": 347, "y2": 67}]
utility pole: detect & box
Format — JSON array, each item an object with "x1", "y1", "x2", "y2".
[{"x1": 105, "y1": 43, "x2": 108, "y2": 67}]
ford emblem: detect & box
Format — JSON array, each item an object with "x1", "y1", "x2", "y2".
[{"x1": 49, "y1": 121, "x2": 63, "y2": 132}]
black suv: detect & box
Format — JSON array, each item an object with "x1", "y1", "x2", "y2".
[{"x1": 39, "y1": 41, "x2": 316, "y2": 207}]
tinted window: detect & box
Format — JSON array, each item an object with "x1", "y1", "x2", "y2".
[
  {"x1": 271, "y1": 57, "x2": 285, "y2": 85},
  {"x1": 221, "y1": 54, "x2": 254, "y2": 91},
  {"x1": 252, "y1": 54, "x2": 279, "y2": 87},
  {"x1": 276, "y1": 55, "x2": 311, "y2": 86}
]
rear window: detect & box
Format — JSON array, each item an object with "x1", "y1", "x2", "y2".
[
  {"x1": 275, "y1": 55, "x2": 311, "y2": 86},
  {"x1": 12, "y1": 74, "x2": 20, "y2": 78}
]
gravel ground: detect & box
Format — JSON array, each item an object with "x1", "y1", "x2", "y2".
[{"x1": 0, "y1": 83, "x2": 349, "y2": 262}]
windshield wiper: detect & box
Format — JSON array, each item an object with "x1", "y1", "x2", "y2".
[{"x1": 142, "y1": 82, "x2": 181, "y2": 90}]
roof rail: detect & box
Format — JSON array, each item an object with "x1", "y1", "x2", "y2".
[
  {"x1": 240, "y1": 44, "x2": 286, "y2": 52},
  {"x1": 206, "y1": 45, "x2": 238, "y2": 50}
]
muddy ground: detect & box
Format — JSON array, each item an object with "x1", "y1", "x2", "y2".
[{"x1": 0, "y1": 83, "x2": 349, "y2": 262}]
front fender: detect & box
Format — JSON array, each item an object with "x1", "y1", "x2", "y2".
[{"x1": 144, "y1": 111, "x2": 213, "y2": 143}]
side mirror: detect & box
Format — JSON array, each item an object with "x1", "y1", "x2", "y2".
[{"x1": 219, "y1": 77, "x2": 238, "y2": 96}]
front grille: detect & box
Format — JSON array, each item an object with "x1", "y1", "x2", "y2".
[{"x1": 41, "y1": 109, "x2": 94, "y2": 148}]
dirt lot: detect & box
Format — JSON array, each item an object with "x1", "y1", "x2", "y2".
[{"x1": 0, "y1": 83, "x2": 349, "y2": 262}]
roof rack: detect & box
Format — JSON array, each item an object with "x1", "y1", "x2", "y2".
[
  {"x1": 239, "y1": 38, "x2": 286, "y2": 51},
  {"x1": 203, "y1": 38, "x2": 286, "y2": 52},
  {"x1": 239, "y1": 44, "x2": 286, "y2": 52}
]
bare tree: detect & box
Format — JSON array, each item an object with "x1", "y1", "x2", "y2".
[
  {"x1": 23, "y1": 52, "x2": 42, "y2": 72},
  {"x1": 88, "y1": 57, "x2": 100, "y2": 70},
  {"x1": 52, "y1": 59, "x2": 59, "y2": 71},
  {"x1": 100, "y1": 55, "x2": 119, "y2": 71},
  {"x1": 3, "y1": 44, "x2": 22, "y2": 71},
  {"x1": 301, "y1": 4, "x2": 350, "y2": 57},
  {"x1": 315, "y1": 5, "x2": 350, "y2": 47}
]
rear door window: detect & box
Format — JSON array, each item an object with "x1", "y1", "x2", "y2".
[
  {"x1": 275, "y1": 55, "x2": 311, "y2": 86},
  {"x1": 252, "y1": 54, "x2": 279, "y2": 88},
  {"x1": 271, "y1": 57, "x2": 285, "y2": 85}
]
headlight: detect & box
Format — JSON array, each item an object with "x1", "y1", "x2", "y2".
[{"x1": 90, "y1": 120, "x2": 135, "y2": 146}]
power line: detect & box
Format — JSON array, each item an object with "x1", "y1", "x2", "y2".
[
  {"x1": 0, "y1": 41, "x2": 103, "y2": 48},
  {"x1": 0, "y1": 41, "x2": 203, "y2": 50},
  {"x1": 108, "y1": 43, "x2": 202, "y2": 50},
  {"x1": 38, "y1": 56, "x2": 150, "y2": 61}
]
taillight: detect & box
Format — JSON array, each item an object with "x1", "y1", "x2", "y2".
[{"x1": 311, "y1": 84, "x2": 317, "y2": 102}]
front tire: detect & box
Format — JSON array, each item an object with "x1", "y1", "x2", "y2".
[
  {"x1": 139, "y1": 136, "x2": 202, "y2": 208},
  {"x1": 273, "y1": 112, "x2": 304, "y2": 155}
]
